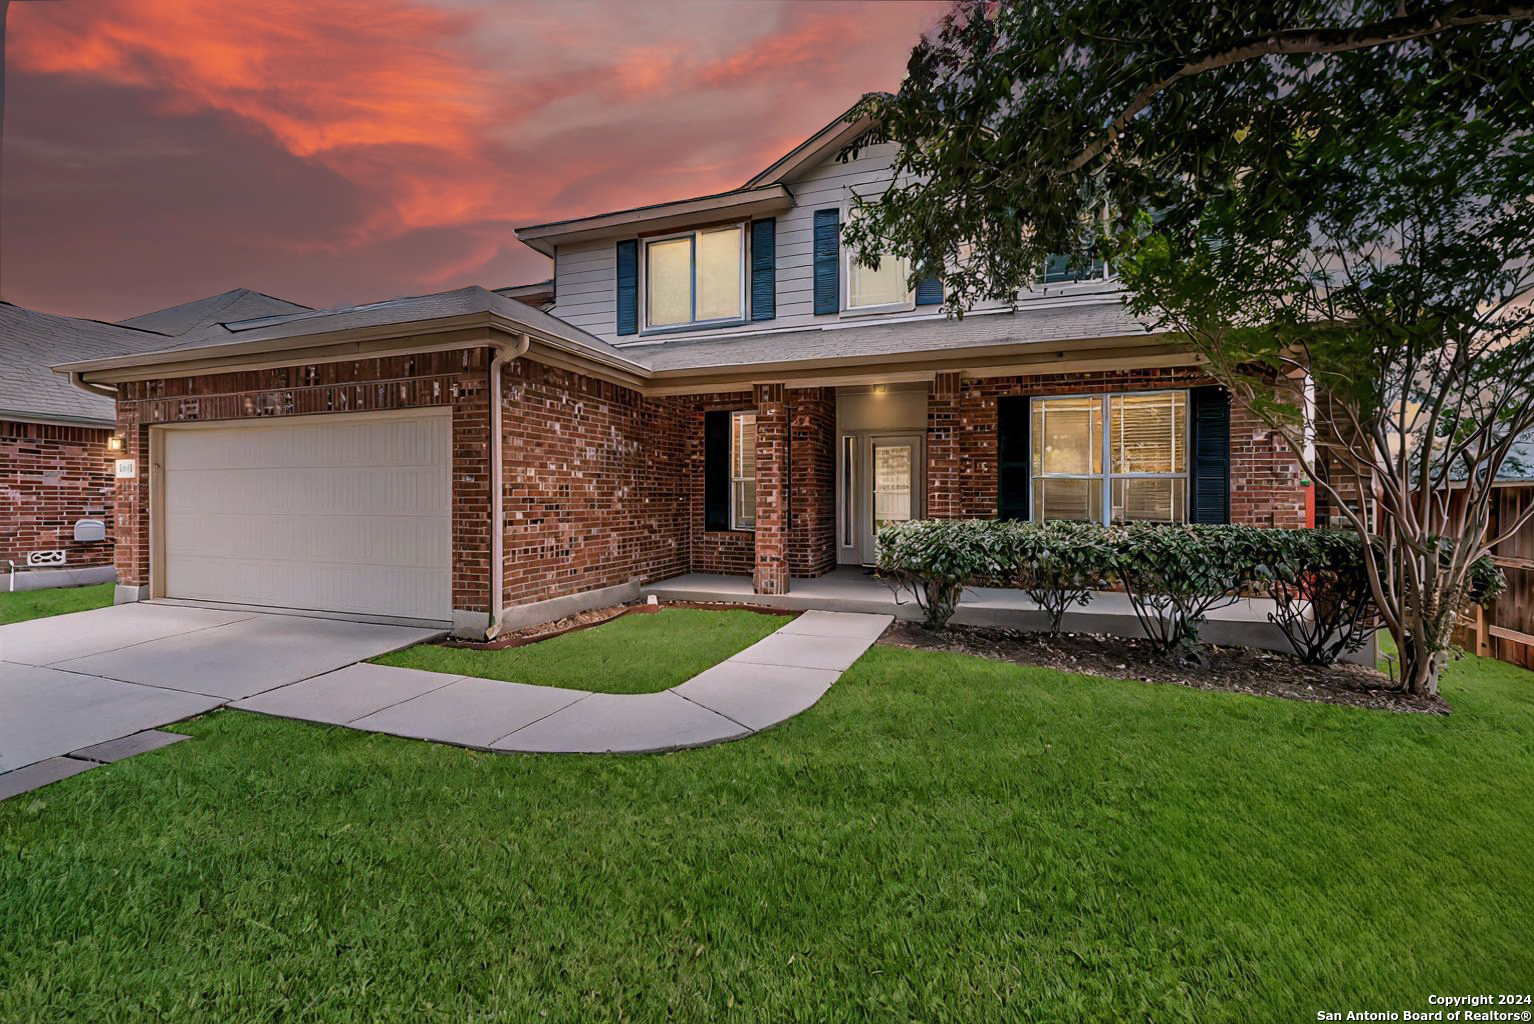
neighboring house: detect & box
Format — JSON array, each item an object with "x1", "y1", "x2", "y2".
[
  {"x1": 1, "y1": 303, "x2": 166, "y2": 585},
  {"x1": 1, "y1": 290, "x2": 311, "y2": 588},
  {"x1": 54, "y1": 109, "x2": 1308, "y2": 637}
]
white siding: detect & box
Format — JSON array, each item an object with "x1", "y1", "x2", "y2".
[{"x1": 549, "y1": 141, "x2": 1120, "y2": 348}]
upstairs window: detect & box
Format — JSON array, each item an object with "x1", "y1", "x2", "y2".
[
  {"x1": 1041, "y1": 252, "x2": 1110, "y2": 284},
  {"x1": 1031, "y1": 391, "x2": 1187, "y2": 523},
  {"x1": 844, "y1": 205, "x2": 911, "y2": 311},
  {"x1": 645, "y1": 225, "x2": 745, "y2": 329}
]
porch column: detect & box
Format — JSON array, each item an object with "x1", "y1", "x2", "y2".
[
  {"x1": 927, "y1": 371, "x2": 963, "y2": 519},
  {"x1": 752, "y1": 382, "x2": 790, "y2": 595}
]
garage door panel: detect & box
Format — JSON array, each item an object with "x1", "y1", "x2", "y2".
[
  {"x1": 164, "y1": 466, "x2": 449, "y2": 518},
  {"x1": 164, "y1": 513, "x2": 451, "y2": 567},
  {"x1": 165, "y1": 557, "x2": 450, "y2": 621},
  {"x1": 165, "y1": 418, "x2": 447, "y2": 471},
  {"x1": 160, "y1": 414, "x2": 452, "y2": 620}
]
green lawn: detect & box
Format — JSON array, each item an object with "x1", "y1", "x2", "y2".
[
  {"x1": 0, "y1": 581, "x2": 113, "y2": 624},
  {"x1": 373, "y1": 607, "x2": 787, "y2": 694},
  {"x1": 2, "y1": 646, "x2": 1530, "y2": 1022}
]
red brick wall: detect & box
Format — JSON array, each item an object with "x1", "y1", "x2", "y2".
[
  {"x1": 927, "y1": 371, "x2": 963, "y2": 519},
  {"x1": 0, "y1": 419, "x2": 115, "y2": 568},
  {"x1": 956, "y1": 367, "x2": 1306, "y2": 526},
  {"x1": 499, "y1": 359, "x2": 690, "y2": 607},
  {"x1": 112, "y1": 351, "x2": 493, "y2": 610},
  {"x1": 788, "y1": 387, "x2": 836, "y2": 578}
]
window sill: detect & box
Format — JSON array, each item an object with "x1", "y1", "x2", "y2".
[
  {"x1": 838, "y1": 301, "x2": 913, "y2": 319},
  {"x1": 640, "y1": 319, "x2": 749, "y2": 338}
]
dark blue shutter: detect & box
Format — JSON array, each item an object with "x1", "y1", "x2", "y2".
[
  {"x1": 615, "y1": 239, "x2": 638, "y2": 336},
  {"x1": 750, "y1": 219, "x2": 776, "y2": 321},
  {"x1": 704, "y1": 411, "x2": 731, "y2": 531},
  {"x1": 1190, "y1": 386, "x2": 1231, "y2": 524},
  {"x1": 997, "y1": 395, "x2": 1031, "y2": 520},
  {"x1": 915, "y1": 275, "x2": 944, "y2": 306},
  {"x1": 813, "y1": 209, "x2": 840, "y2": 315}
]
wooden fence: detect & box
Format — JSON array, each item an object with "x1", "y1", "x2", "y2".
[{"x1": 1456, "y1": 486, "x2": 1534, "y2": 670}]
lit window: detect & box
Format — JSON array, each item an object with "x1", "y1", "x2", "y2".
[
  {"x1": 731, "y1": 411, "x2": 756, "y2": 530},
  {"x1": 1031, "y1": 391, "x2": 1186, "y2": 523},
  {"x1": 845, "y1": 206, "x2": 911, "y2": 310},
  {"x1": 644, "y1": 226, "x2": 744, "y2": 329}
]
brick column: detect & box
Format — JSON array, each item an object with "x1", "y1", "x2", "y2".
[
  {"x1": 752, "y1": 382, "x2": 789, "y2": 595},
  {"x1": 788, "y1": 387, "x2": 836, "y2": 578},
  {"x1": 927, "y1": 371, "x2": 963, "y2": 519},
  {"x1": 113, "y1": 396, "x2": 150, "y2": 598}
]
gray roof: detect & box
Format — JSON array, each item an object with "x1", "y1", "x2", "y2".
[
  {"x1": 1503, "y1": 435, "x2": 1534, "y2": 482},
  {"x1": 120, "y1": 288, "x2": 312, "y2": 340},
  {"x1": 64, "y1": 286, "x2": 643, "y2": 372},
  {"x1": 0, "y1": 303, "x2": 171, "y2": 426},
  {"x1": 55, "y1": 285, "x2": 1156, "y2": 384},
  {"x1": 636, "y1": 299, "x2": 1153, "y2": 372}
]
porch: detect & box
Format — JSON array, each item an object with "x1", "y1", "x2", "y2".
[{"x1": 644, "y1": 566, "x2": 1354, "y2": 660}]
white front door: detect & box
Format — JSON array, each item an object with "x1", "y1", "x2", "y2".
[{"x1": 841, "y1": 432, "x2": 924, "y2": 565}]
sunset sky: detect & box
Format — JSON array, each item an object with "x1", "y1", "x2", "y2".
[{"x1": 3, "y1": 0, "x2": 948, "y2": 322}]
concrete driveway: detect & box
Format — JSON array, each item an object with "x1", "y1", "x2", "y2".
[{"x1": 0, "y1": 603, "x2": 441, "y2": 774}]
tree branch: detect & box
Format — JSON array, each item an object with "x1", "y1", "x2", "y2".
[{"x1": 1062, "y1": 0, "x2": 1534, "y2": 174}]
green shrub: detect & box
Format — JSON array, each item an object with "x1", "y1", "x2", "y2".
[
  {"x1": 876, "y1": 519, "x2": 1496, "y2": 662},
  {"x1": 996, "y1": 520, "x2": 1115, "y2": 635},
  {"x1": 1265, "y1": 529, "x2": 1376, "y2": 665},
  {"x1": 874, "y1": 519, "x2": 1008, "y2": 630},
  {"x1": 1111, "y1": 523, "x2": 1274, "y2": 656}
]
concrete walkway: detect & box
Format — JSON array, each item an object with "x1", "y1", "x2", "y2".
[{"x1": 232, "y1": 610, "x2": 892, "y2": 754}]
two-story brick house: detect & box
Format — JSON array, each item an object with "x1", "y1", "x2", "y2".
[{"x1": 56, "y1": 110, "x2": 1307, "y2": 638}]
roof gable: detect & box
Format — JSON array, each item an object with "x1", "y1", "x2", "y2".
[
  {"x1": 1, "y1": 302, "x2": 171, "y2": 426},
  {"x1": 120, "y1": 288, "x2": 312, "y2": 340}
]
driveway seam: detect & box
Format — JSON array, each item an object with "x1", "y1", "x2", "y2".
[{"x1": 31, "y1": 614, "x2": 261, "y2": 669}]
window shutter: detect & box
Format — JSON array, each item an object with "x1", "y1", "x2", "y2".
[
  {"x1": 813, "y1": 209, "x2": 840, "y2": 315},
  {"x1": 704, "y1": 410, "x2": 731, "y2": 531},
  {"x1": 914, "y1": 275, "x2": 943, "y2": 306},
  {"x1": 616, "y1": 239, "x2": 638, "y2": 336},
  {"x1": 1190, "y1": 386, "x2": 1231, "y2": 524},
  {"x1": 997, "y1": 395, "x2": 1031, "y2": 520},
  {"x1": 750, "y1": 219, "x2": 776, "y2": 321}
]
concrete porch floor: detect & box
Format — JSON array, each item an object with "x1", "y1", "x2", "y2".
[{"x1": 645, "y1": 566, "x2": 1367, "y2": 661}]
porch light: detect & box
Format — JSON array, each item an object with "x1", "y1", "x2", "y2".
[{"x1": 106, "y1": 435, "x2": 125, "y2": 451}]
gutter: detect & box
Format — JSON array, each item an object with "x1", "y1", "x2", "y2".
[
  {"x1": 486, "y1": 332, "x2": 531, "y2": 639},
  {"x1": 70, "y1": 372, "x2": 119, "y2": 401}
]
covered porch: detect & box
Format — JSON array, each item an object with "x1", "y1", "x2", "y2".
[{"x1": 644, "y1": 566, "x2": 1347, "y2": 659}]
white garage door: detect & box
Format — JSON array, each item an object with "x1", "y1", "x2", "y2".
[{"x1": 160, "y1": 412, "x2": 452, "y2": 621}]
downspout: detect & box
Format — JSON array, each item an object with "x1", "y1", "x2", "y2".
[{"x1": 487, "y1": 333, "x2": 531, "y2": 640}]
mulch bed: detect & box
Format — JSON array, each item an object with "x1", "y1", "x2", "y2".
[
  {"x1": 879, "y1": 621, "x2": 1451, "y2": 715},
  {"x1": 434, "y1": 604, "x2": 644, "y2": 650}
]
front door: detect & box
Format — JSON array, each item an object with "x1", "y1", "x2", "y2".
[{"x1": 842, "y1": 433, "x2": 924, "y2": 565}]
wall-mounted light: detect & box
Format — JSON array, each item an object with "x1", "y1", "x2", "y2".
[
  {"x1": 872, "y1": 384, "x2": 888, "y2": 396},
  {"x1": 106, "y1": 436, "x2": 124, "y2": 451}
]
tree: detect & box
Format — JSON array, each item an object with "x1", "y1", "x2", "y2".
[{"x1": 845, "y1": 0, "x2": 1534, "y2": 695}]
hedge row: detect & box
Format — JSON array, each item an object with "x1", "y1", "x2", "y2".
[{"x1": 874, "y1": 519, "x2": 1505, "y2": 662}]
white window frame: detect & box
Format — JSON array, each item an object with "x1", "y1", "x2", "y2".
[
  {"x1": 730, "y1": 410, "x2": 757, "y2": 531},
  {"x1": 841, "y1": 199, "x2": 914, "y2": 316},
  {"x1": 639, "y1": 222, "x2": 748, "y2": 333},
  {"x1": 1031, "y1": 389, "x2": 1189, "y2": 524}
]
